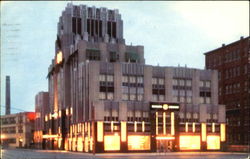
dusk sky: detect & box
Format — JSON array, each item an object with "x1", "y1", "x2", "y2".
[{"x1": 0, "y1": 1, "x2": 249, "y2": 114}]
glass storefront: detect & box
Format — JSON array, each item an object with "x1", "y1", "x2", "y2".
[{"x1": 128, "y1": 135, "x2": 150, "y2": 150}]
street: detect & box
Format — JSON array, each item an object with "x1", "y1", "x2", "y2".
[{"x1": 1, "y1": 149, "x2": 249, "y2": 159}]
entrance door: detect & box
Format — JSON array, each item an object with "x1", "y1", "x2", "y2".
[{"x1": 157, "y1": 140, "x2": 173, "y2": 152}]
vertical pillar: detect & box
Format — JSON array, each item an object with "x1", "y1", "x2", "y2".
[
  {"x1": 201, "y1": 123, "x2": 207, "y2": 150},
  {"x1": 120, "y1": 121, "x2": 127, "y2": 152},
  {"x1": 163, "y1": 112, "x2": 166, "y2": 135},
  {"x1": 171, "y1": 112, "x2": 175, "y2": 135}
]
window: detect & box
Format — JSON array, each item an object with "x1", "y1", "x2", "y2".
[
  {"x1": 206, "y1": 97, "x2": 211, "y2": 104},
  {"x1": 179, "y1": 79, "x2": 185, "y2": 86},
  {"x1": 153, "y1": 95, "x2": 158, "y2": 101},
  {"x1": 172, "y1": 79, "x2": 178, "y2": 85},
  {"x1": 205, "y1": 81, "x2": 211, "y2": 88},
  {"x1": 200, "y1": 97, "x2": 205, "y2": 104},
  {"x1": 152, "y1": 78, "x2": 157, "y2": 85},
  {"x1": 186, "y1": 80, "x2": 192, "y2": 86},
  {"x1": 138, "y1": 94, "x2": 143, "y2": 101},
  {"x1": 200, "y1": 81, "x2": 204, "y2": 87},
  {"x1": 107, "y1": 75, "x2": 114, "y2": 82},
  {"x1": 159, "y1": 95, "x2": 165, "y2": 101},
  {"x1": 130, "y1": 76, "x2": 136, "y2": 83},
  {"x1": 159, "y1": 78, "x2": 164, "y2": 85},
  {"x1": 99, "y1": 92, "x2": 106, "y2": 100},
  {"x1": 107, "y1": 93, "x2": 114, "y2": 100},
  {"x1": 187, "y1": 97, "x2": 192, "y2": 103},
  {"x1": 137, "y1": 77, "x2": 143, "y2": 83},
  {"x1": 99, "y1": 75, "x2": 105, "y2": 81},
  {"x1": 122, "y1": 76, "x2": 128, "y2": 83},
  {"x1": 130, "y1": 94, "x2": 136, "y2": 101}
]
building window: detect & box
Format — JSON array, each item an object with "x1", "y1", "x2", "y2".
[{"x1": 107, "y1": 93, "x2": 114, "y2": 100}]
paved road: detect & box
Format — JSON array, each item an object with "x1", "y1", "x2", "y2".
[{"x1": 1, "y1": 149, "x2": 249, "y2": 159}]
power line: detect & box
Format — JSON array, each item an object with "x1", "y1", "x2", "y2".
[{"x1": 0, "y1": 105, "x2": 32, "y2": 112}]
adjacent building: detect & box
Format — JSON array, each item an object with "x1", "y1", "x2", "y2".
[
  {"x1": 37, "y1": 3, "x2": 226, "y2": 152},
  {"x1": 0, "y1": 112, "x2": 35, "y2": 148},
  {"x1": 204, "y1": 36, "x2": 249, "y2": 145},
  {"x1": 34, "y1": 91, "x2": 49, "y2": 149}
]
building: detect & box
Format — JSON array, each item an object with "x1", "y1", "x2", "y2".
[
  {"x1": 0, "y1": 112, "x2": 35, "y2": 148},
  {"x1": 204, "y1": 36, "x2": 249, "y2": 146},
  {"x1": 34, "y1": 92, "x2": 49, "y2": 149},
  {"x1": 40, "y1": 3, "x2": 226, "y2": 152}
]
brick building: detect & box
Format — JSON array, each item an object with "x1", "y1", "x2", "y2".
[{"x1": 204, "y1": 36, "x2": 249, "y2": 145}]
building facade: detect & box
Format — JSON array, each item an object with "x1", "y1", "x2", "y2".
[
  {"x1": 0, "y1": 112, "x2": 35, "y2": 148},
  {"x1": 40, "y1": 4, "x2": 226, "y2": 152},
  {"x1": 204, "y1": 36, "x2": 250, "y2": 145},
  {"x1": 34, "y1": 92, "x2": 49, "y2": 149}
]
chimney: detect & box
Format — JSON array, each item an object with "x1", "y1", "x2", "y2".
[
  {"x1": 5, "y1": 76, "x2": 10, "y2": 115},
  {"x1": 222, "y1": 43, "x2": 225, "y2": 47},
  {"x1": 240, "y1": 36, "x2": 244, "y2": 40}
]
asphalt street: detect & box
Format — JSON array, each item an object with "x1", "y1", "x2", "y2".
[{"x1": 1, "y1": 149, "x2": 249, "y2": 159}]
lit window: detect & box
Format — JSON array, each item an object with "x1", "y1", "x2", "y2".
[
  {"x1": 207, "y1": 135, "x2": 220, "y2": 150},
  {"x1": 104, "y1": 135, "x2": 120, "y2": 151},
  {"x1": 99, "y1": 75, "x2": 105, "y2": 81},
  {"x1": 122, "y1": 94, "x2": 128, "y2": 100},
  {"x1": 130, "y1": 94, "x2": 136, "y2": 101},
  {"x1": 128, "y1": 136, "x2": 150, "y2": 150},
  {"x1": 179, "y1": 135, "x2": 201, "y2": 150},
  {"x1": 152, "y1": 78, "x2": 157, "y2": 84},
  {"x1": 107, "y1": 93, "x2": 114, "y2": 100}
]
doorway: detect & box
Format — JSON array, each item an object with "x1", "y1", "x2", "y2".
[{"x1": 157, "y1": 139, "x2": 173, "y2": 152}]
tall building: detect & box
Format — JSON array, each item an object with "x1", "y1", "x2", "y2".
[
  {"x1": 0, "y1": 112, "x2": 35, "y2": 148},
  {"x1": 204, "y1": 36, "x2": 249, "y2": 145},
  {"x1": 5, "y1": 76, "x2": 11, "y2": 115},
  {"x1": 34, "y1": 92, "x2": 49, "y2": 149},
  {"x1": 40, "y1": 4, "x2": 226, "y2": 152}
]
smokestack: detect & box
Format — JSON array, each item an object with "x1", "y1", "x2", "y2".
[{"x1": 5, "y1": 76, "x2": 10, "y2": 115}]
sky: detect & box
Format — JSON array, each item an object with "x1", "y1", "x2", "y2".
[{"x1": 0, "y1": 1, "x2": 249, "y2": 114}]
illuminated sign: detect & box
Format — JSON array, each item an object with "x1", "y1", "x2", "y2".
[
  {"x1": 156, "y1": 136, "x2": 175, "y2": 140},
  {"x1": 150, "y1": 102, "x2": 179, "y2": 110}
]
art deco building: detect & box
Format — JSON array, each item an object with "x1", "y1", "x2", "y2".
[
  {"x1": 0, "y1": 112, "x2": 35, "y2": 148},
  {"x1": 204, "y1": 37, "x2": 249, "y2": 145},
  {"x1": 40, "y1": 3, "x2": 226, "y2": 152}
]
